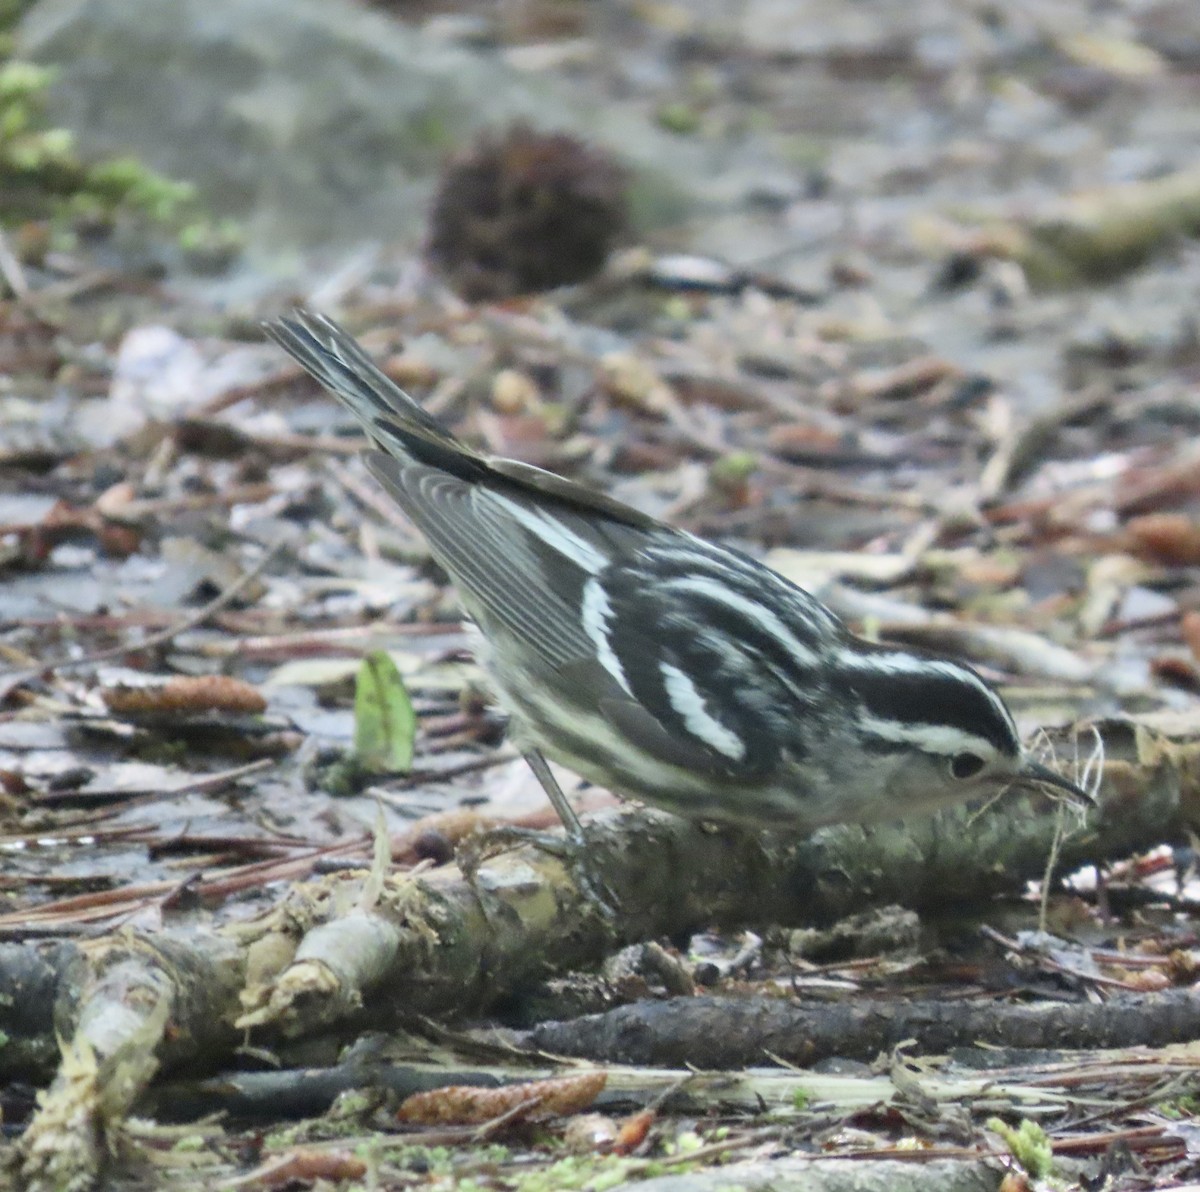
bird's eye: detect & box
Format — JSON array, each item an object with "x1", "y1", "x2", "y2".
[{"x1": 950, "y1": 752, "x2": 985, "y2": 780}]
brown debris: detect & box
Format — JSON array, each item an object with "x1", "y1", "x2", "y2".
[
  {"x1": 1125, "y1": 512, "x2": 1200, "y2": 566},
  {"x1": 427, "y1": 123, "x2": 627, "y2": 301},
  {"x1": 227, "y1": 1148, "x2": 367, "y2": 1189},
  {"x1": 396, "y1": 1069, "x2": 606, "y2": 1125},
  {"x1": 100, "y1": 674, "x2": 268, "y2": 716},
  {"x1": 1181, "y1": 611, "x2": 1200, "y2": 663},
  {"x1": 8, "y1": 496, "x2": 144, "y2": 564}
]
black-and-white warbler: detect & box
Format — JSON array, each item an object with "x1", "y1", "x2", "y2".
[{"x1": 267, "y1": 311, "x2": 1090, "y2": 845}]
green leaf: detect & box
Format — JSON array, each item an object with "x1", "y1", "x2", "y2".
[{"x1": 353, "y1": 649, "x2": 416, "y2": 774}]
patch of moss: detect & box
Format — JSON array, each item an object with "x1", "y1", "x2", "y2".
[
  {"x1": 0, "y1": 0, "x2": 34, "y2": 49},
  {"x1": 656, "y1": 101, "x2": 701, "y2": 135},
  {"x1": 988, "y1": 1116, "x2": 1053, "y2": 1179},
  {"x1": 1159, "y1": 1093, "x2": 1200, "y2": 1119},
  {"x1": 0, "y1": 58, "x2": 240, "y2": 265},
  {"x1": 499, "y1": 1153, "x2": 641, "y2": 1192},
  {"x1": 132, "y1": 739, "x2": 190, "y2": 767}
]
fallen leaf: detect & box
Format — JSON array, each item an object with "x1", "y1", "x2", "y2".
[{"x1": 354, "y1": 649, "x2": 416, "y2": 774}]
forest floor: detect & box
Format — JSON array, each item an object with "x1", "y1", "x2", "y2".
[{"x1": 6, "y1": 1, "x2": 1200, "y2": 1188}]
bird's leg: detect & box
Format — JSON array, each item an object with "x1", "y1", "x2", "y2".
[
  {"x1": 524, "y1": 747, "x2": 587, "y2": 848},
  {"x1": 524, "y1": 749, "x2": 621, "y2": 919},
  {"x1": 462, "y1": 748, "x2": 617, "y2": 922}
]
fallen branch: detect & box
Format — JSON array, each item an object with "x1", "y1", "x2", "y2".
[
  {"x1": 917, "y1": 162, "x2": 1200, "y2": 287},
  {"x1": 6, "y1": 716, "x2": 1197, "y2": 1188},
  {"x1": 523, "y1": 990, "x2": 1200, "y2": 1068},
  {"x1": 11, "y1": 933, "x2": 243, "y2": 1192},
  {"x1": 619, "y1": 1157, "x2": 1018, "y2": 1192}
]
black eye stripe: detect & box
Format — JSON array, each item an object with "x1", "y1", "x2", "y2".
[{"x1": 848, "y1": 667, "x2": 1018, "y2": 756}]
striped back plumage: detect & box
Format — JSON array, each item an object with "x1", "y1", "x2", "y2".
[{"x1": 266, "y1": 310, "x2": 1087, "y2": 833}]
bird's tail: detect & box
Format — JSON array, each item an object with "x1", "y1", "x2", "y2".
[
  {"x1": 264, "y1": 310, "x2": 488, "y2": 482},
  {"x1": 266, "y1": 309, "x2": 659, "y2": 529}
]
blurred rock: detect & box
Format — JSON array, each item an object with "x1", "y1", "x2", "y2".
[{"x1": 17, "y1": 0, "x2": 702, "y2": 266}]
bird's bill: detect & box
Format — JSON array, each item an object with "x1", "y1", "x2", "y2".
[{"x1": 1020, "y1": 757, "x2": 1096, "y2": 806}]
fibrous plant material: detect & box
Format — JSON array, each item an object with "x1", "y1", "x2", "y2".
[{"x1": 427, "y1": 123, "x2": 627, "y2": 301}]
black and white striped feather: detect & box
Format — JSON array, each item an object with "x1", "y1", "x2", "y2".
[{"x1": 266, "y1": 311, "x2": 1082, "y2": 830}]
